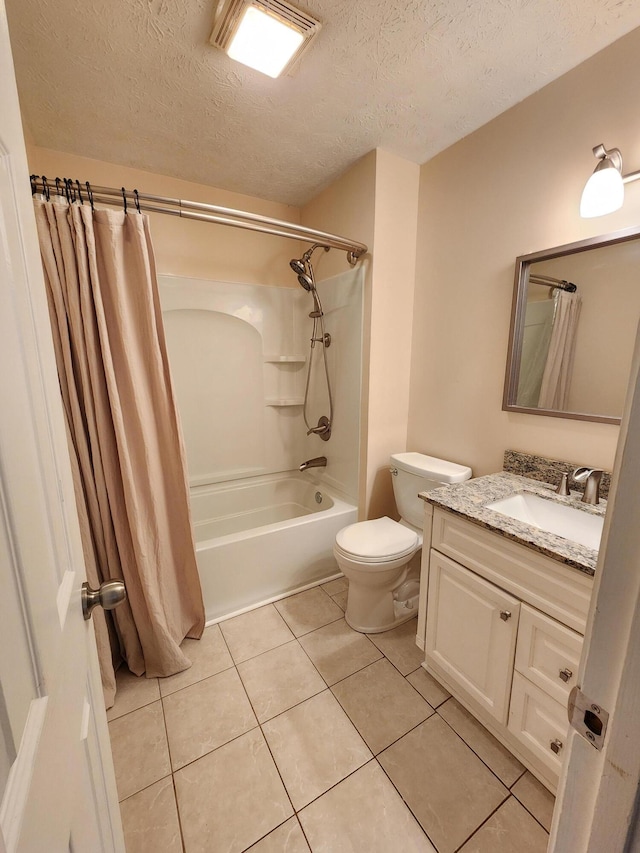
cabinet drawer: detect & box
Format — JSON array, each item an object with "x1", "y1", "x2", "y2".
[
  {"x1": 426, "y1": 552, "x2": 520, "y2": 724},
  {"x1": 515, "y1": 604, "x2": 582, "y2": 705},
  {"x1": 432, "y1": 508, "x2": 593, "y2": 633},
  {"x1": 508, "y1": 671, "x2": 569, "y2": 779}
]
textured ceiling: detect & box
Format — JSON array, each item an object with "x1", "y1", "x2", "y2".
[{"x1": 7, "y1": 0, "x2": 640, "y2": 206}]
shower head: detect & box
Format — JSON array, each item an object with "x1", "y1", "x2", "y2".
[
  {"x1": 290, "y1": 256, "x2": 316, "y2": 292},
  {"x1": 297, "y1": 273, "x2": 314, "y2": 292}
]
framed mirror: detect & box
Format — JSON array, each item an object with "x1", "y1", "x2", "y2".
[{"x1": 503, "y1": 225, "x2": 640, "y2": 424}]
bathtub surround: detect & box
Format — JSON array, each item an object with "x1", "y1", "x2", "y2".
[
  {"x1": 159, "y1": 272, "x2": 363, "y2": 499},
  {"x1": 160, "y1": 273, "x2": 362, "y2": 621},
  {"x1": 34, "y1": 198, "x2": 204, "y2": 706}
]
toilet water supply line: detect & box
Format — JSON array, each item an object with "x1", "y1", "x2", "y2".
[{"x1": 289, "y1": 245, "x2": 334, "y2": 442}]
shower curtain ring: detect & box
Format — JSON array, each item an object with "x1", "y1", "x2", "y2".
[
  {"x1": 121, "y1": 187, "x2": 128, "y2": 215},
  {"x1": 55, "y1": 177, "x2": 63, "y2": 196},
  {"x1": 41, "y1": 176, "x2": 50, "y2": 201},
  {"x1": 134, "y1": 189, "x2": 141, "y2": 213},
  {"x1": 64, "y1": 178, "x2": 72, "y2": 204},
  {"x1": 86, "y1": 181, "x2": 95, "y2": 212},
  {"x1": 76, "y1": 180, "x2": 84, "y2": 204},
  {"x1": 30, "y1": 174, "x2": 37, "y2": 195}
]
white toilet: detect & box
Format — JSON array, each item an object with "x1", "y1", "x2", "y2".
[{"x1": 334, "y1": 452, "x2": 472, "y2": 633}]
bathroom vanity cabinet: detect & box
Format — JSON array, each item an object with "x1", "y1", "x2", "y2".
[{"x1": 417, "y1": 504, "x2": 594, "y2": 793}]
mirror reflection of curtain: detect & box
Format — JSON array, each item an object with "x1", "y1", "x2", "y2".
[
  {"x1": 538, "y1": 290, "x2": 583, "y2": 409},
  {"x1": 516, "y1": 298, "x2": 555, "y2": 407}
]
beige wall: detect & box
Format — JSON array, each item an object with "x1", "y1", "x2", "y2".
[
  {"x1": 302, "y1": 149, "x2": 420, "y2": 518},
  {"x1": 409, "y1": 27, "x2": 640, "y2": 477},
  {"x1": 27, "y1": 146, "x2": 300, "y2": 286}
]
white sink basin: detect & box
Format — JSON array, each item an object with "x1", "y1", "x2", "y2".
[{"x1": 486, "y1": 492, "x2": 604, "y2": 551}]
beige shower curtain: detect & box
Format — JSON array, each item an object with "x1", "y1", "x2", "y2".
[
  {"x1": 538, "y1": 290, "x2": 583, "y2": 410},
  {"x1": 34, "y1": 197, "x2": 204, "y2": 707}
]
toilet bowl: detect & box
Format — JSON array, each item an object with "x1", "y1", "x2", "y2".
[{"x1": 334, "y1": 453, "x2": 472, "y2": 633}]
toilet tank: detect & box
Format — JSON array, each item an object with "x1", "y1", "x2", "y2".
[{"x1": 390, "y1": 452, "x2": 472, "y2": 529}]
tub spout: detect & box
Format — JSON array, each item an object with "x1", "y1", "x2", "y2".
[{"x1": 299, "y1": 456, "x2": 327, "y2": 472}]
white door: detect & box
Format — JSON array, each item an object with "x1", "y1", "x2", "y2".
[
  {"x1": 551, "y1": 316, "x2": 640, "y2": 850},
  {"x1": 0, "y1": 4, "x2": 124, "y2": 851}
]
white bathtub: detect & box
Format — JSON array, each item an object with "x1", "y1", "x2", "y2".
[{"x1": 190, "y1": 473, "x2": 357, "y2": 623}]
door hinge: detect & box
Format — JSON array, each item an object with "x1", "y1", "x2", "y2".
[{"x1": 568, "y1": 686, "x2": 609, "y2": 750}]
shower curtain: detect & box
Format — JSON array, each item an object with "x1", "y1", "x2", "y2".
[
  {"x1": 538, "y1": 290, "x2": 583, "y2": 410},
  {"x1": 33, "y1": 197, "x2": 205, "y2": 707}
]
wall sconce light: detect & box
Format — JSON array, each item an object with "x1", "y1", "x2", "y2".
[
  {"x1": 580, "y1": 143, "x2": 640, "y2": 218},
  {"x1": 210, "y1": 0, "x2": 321, "y2": 79}
]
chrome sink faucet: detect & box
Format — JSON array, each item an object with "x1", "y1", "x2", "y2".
[
  {"x1": 573, "y1": 467, "x2": 604, "y2": 505},
  {"x1": 299, "y1": 456, "x2": 327, "y2": 472}
]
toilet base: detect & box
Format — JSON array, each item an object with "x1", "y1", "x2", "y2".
[
  {"x1": 345, "y1": 602, "x2": 418, "y2": 634},
  {"x1": 344, "y1": 574, "x2": 420, "y2": 634}
]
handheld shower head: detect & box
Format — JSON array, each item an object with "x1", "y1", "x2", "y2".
[
  {"x1": 290, "y1": 257, "x2": 316, "y2": 292},
  {"x1": 297, "y1": 273, "x2": 314, "y2": 292}
]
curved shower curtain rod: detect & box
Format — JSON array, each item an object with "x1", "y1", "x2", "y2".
[{"x1": 30, "y1": 175, "x2": 368, "y2": 266}]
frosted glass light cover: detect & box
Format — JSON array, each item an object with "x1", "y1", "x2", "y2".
[
  {"x1": 227, "y1": 5, "x2": 305, "y2": 78},
  {"x1": 580, "y1": 166, "x2": 624, "y2": 218}
]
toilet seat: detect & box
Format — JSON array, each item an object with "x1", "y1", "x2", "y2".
[{"x1": 335, "y1": 517, "x2": 418, "y2": 563}]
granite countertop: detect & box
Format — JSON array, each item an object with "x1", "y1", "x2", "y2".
[{"x1": 420, "y1": 472, "x2": 605, "y2": 576}]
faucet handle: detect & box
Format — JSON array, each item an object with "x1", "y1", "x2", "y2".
[{"x1": 555, "y1": 472, "x2": 570, "y2": 496}]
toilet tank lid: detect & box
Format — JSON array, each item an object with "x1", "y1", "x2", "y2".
[{"x1": 391, "y1": 452, "x2": 472, "y2": 483}]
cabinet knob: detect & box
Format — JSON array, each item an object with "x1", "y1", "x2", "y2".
[
  {"x1": 559, "y1": 668, "x2": 573, "y2": 683},
  {"x1": 550, "y1": 739, "x2": 563, "y2": 754},
  {"x1": 499, "y1": 610, "x2": 512, "y2": 621}
]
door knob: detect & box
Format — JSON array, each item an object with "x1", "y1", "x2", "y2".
[
  {"x1": 550, "y1": 739, "x2": 563, "y2": 754},
  {"x1": 82, "y1": 580, "x2": 127, "y2": 621},
  {"x1": 499, "y1": 610, "x2": 512, "y2": 621}
]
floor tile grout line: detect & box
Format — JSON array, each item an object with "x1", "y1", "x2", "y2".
[
  {"x1": 508, "y1": 765, "x2": 528, "y2": 789},
  {"x1": 241, "y1": 815, "x2": 308, "y2": 853},
  {"x1": 106, "y1": 690, "x2": 162, "y2": 725},
  {"x1": 372, "y1": 755, "x2": 441, "y2": 851},
  {"x1": 510, "y1": 786, "x2": 554, "y2": 835},
  {"x1": 231, "y1": 651, "x2": 301, "y2": 822},
  {"x1": 294, "y1": 621, "x2": 384, "y2": 688},
  {"x1": 434, "y1": 704, "x2": 525, "y2": 791},
  {"x1": 158, "y1": 663, "x2": 236, "y2": 701},
  {"x1": 157, "y1": 685, "x2": 188, "y2": 852},
  {"x1": 450, "y1": 792, "x2": 517, "y2": 853},
  {"x1": 116, "y1": 771, "x2": 174, "y2": 805},
  {"x1": 399, "y1": 672, "x2": 441, "y2": 712},
  {"x1": 169, "y1": 772, "x2": 187, "y2": 853}
]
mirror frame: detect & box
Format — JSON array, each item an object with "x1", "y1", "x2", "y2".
[{"x1": 503, "y1": 224, "x2": 640, "y2": 425}]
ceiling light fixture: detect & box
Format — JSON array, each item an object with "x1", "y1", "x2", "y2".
[
  {"x1": 210, "y1": 0, "x2": 321, "y2": 79},
  {"x1": 580, "y1": 143, "x2": 640, "y2": 218}
]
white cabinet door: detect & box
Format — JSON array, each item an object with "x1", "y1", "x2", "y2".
[{"x1": 426, "y1": 552, "x2": 520, "y2": 723}]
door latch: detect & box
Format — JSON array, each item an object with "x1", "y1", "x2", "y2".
[{"x1": 568, "y1": 686, "x2": 609, "y2": 750}]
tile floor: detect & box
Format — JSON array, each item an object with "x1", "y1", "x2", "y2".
[{"x1": 107, "y1": 578, "x2": 555, "y2": 853}]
